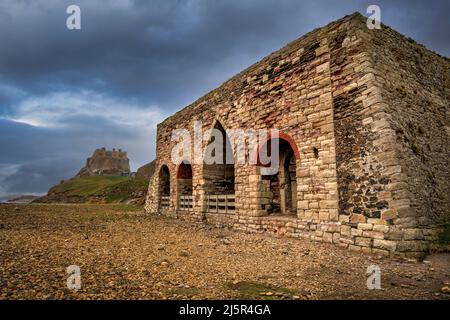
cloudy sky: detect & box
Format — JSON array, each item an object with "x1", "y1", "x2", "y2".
[{"x1": 0, "y1": 0, "x2": 448, "y2": 199}]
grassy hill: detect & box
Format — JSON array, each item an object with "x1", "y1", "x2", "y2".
[{"x1": 35, "y1": 176, "x2": 149, "y2": 205}]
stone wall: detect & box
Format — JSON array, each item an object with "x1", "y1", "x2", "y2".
[
  {"x1": 367, "y1": 22, "x2": 450, "y2": 249},
  {"x1": 145, "y1": 13, "x2": 449, "y2": 259},
  {"x1": 329, "y1": 16, "x2": 406, "y2": 256}
]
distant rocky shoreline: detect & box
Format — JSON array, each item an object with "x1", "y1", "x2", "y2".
[{"x1": 4, "y1": 195, "x2": 41, "y2": 204}]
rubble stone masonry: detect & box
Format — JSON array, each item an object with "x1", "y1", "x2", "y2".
[{"x1": 145, "y1": 13, "x2": 449, "y2": 259}]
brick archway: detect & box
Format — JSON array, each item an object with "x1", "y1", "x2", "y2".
[
  {"x1": 256, "y1": 133, "x2": 299, "y2": 215},
  {"x1": 255, "y1": 132, "x2": 300, "y2": 165},
  {"x1": 158, "y1": 164, "x2": 171, "y2": 209},
  {"x1": 176, "y1": 160, "x2": 193, "y2": 179},
  {"x1": 158, "y1": 165, "x2": 171, "y2": 195},
  {"x1": 176, "y1": 160, "x2": 193, "y2": 211}
]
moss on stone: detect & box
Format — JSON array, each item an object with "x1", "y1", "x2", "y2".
[
  {"x1": 225, "y1": 281, "x2": 296, "y2": 300},
  {"x1": 437, "y1": 224, "x2": 450, "y2": 245}
]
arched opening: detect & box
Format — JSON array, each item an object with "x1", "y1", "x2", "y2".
[
  {"x1": 203, "y1": 121, "x2": 235, "y2": 194},
  {"x1": 159, "y1": 165, "x2": 170, "y2": 209},
  {"x1": 259, "y1": 136, "x2": 298, "y2": 215},
  {"x1": 203, "y1": 120, "x2": 235, "y2": 213},
  {"x1": 177, "y1": 160, "x2": 193, "y2": 210}
]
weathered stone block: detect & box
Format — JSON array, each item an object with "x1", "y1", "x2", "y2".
[
  {"x1": 341, "y1": 225, "x2": 352, "y2": 237},
  {"x1": 396, "y1": 240, "x2": 428, "y2": 252},
  {"x1": 349, "y1": 245, "x2": 362, "y2": 252},
  {"x1": 394, "y1": 217, "x2": 418, "y2": 228},
  {"x1": 351, "y1": 228, "x2": 363, "y2": 237},
  {"x1": 361, "y1": 247, "x2": 372, "y2": 254},
  {"x1": 355, "y1": 237, "x2": 372, "y2": 247},
  {"x1": 318, "y1": 211, "x2": 330, "y2": 221},
  {"x1": 373, "y1": 225, "x2": 389, "y2": 233},
  {"x1": 403, "y1": 228, "x2": 424, "y2": 240},
  {"x1": 372, "y1": 248, "x2": 390, "y2": 257},
  {"x1": 373, "y1": 239, "x2": 397, "y2": 251},
  {"x1": 319, "y1": 200, "x2": 338, "y2": 209},
  {"x1": 332, "y1": 232, "x2": 340, "y2": 243},
  {"x1": 357, "y1": 223, "x2": 373, "y2": 231},
  {"x1": 362, "y1": 231, "x2": 384, "y2": 240},
  {"x1": 397, "y1": 206, "x2": 417, "y2": 218},
  {"x1": 323, "y1": 232, "x2": 333, "y2": 243},
  {"x1": 350, "y1": 214, "x2": 366, "y2": 223},
  {"x1": 381, "y1": 209, "x2": 398, "y2": 221}
]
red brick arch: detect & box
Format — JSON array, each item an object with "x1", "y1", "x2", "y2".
[
  {"x1": 176, "y1": 160, "x2": 193, "y2": 179},
  {"x1": 255, "y1": 132, "x2": 300, "y2": 165}
]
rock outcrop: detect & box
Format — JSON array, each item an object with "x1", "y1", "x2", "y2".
[{"x1": 136, "y1": 160, "x2": 156, "y2": 179}]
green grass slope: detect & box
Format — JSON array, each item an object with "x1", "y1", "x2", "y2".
[{"x1": 35, "y1": 176, "x2": 149, "y2": 205}]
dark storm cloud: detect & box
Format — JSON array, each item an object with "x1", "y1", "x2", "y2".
[
  {"x1": 1, "y1": 157, "x2": 82, "y2": 195},
  {"x1": 0, "y1": 115, "x2": 157, "y2": 197},
  {"x1": 0, "y1": 0, "x2": 448, "y2": 198},
  {"x1": 1, "y1": 0, "x2": 447, "y2": 110}
]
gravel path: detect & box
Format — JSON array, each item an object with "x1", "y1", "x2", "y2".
[{"x1": 0, "y1": 204, "x2": 449, "y2": 300}]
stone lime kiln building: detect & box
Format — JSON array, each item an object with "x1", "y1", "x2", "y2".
[{"x1": 145, "y1": 13, "x2": 449, "y2": 259}]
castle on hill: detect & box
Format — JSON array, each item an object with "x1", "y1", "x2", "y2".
[{"x1": 76, "y1": 147, "x2": 131, "y2": 177}]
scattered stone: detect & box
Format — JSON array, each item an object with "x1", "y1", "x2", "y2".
[
  {"x1": 441, "y1": 286, "x2": 450, "y2": 294},
  {"x1": 390, "y1": 282, "x2": 398, "y2": 287},
  {"x1": 1, "y1": 203, "x2": 449, "y2": 300},
  {"x1": 179, "y1": 250, "x2": 189, "y2": 257}
]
